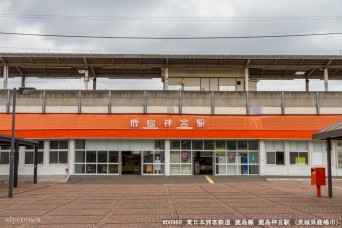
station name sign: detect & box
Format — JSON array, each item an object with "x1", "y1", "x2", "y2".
[{"x1": 130, "y1": 118, "x2": 205, "y2": 129}]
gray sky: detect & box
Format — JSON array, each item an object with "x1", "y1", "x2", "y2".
[{"x1": 0, "y1": 0, "x2": 342, "y2": 90}]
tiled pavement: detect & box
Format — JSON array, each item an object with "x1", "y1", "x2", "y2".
[{"x1": 0, "y1": 179, "x2": 342, "y2": 227}]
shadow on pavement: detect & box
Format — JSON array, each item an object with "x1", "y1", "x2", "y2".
[{"x1": 67, "y1": 175, "x2": 267, "y2": 185}]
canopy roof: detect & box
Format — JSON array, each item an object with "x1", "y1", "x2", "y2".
[
  {"x1": 1, "y1": 53, "x2": 342, "y2": 79},
  {"x1": 0, "y1": 134, "x2": 38, "y2": 147},
  {"x1": 312, "y1": 121, "x2": 342, "y2": 140}
]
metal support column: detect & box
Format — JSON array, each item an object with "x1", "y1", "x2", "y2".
[
  {"x1": 281, "y1": 91, "x2": 285, "y2": 114},
  {"x1": 78, "y1": 90, "x2": 82, "y2": 113},
  {"x1": 211, "y1": 91, "x2": 215, "y2": 114},
  {"x1": 316, "y1": 91, "x2": 320, "y2": 115},
  {"x1": 93, "y1": 77, "x2": 97, "y2": 90},
  {"x1": 245, "y1": 91, "x2": 249, "y2": 114},
  {"x1": 108, "y1": 90, "x2": 112, "y2": 114},
  {"x1": 84, "y1": 70, "x2": 89, "y2": 90},
  {"x1": 143, "y1": 90, "x2": 147, "y2": 113},
  {"x1": 33, "y1": 145, "x2": 38, "y2": 184},
  {"x1": 178, "y1": 90, "x2": 182, "y2": 114},
  {"x1": 305, "y1": 78, "x2": 309, "y2": 92},
  {"x1": 6, "y1": 89, "x2": 10, "y2": 113},
  {"x1": 13, "y1": 143, "x2": 19, "y2": 188},
  {"x1": 324, "y1": 68, "x2": 329, "y2": 91},
  {"x1": 163, "y1": 67, "x2": 169, "y2": 90},
  {"x1": 3, "y1": 65, "x2": 9, "y2": 89},
  {"x1": 326, "y1": 139, "x2": 332, "y2": 198},
  {"x1": 21, "y1": 76, "x2": 26, "y2": 88},
  {"x1": 42, "y1": 90, "x2": 46, "y2": 113},
  {"x1": 244, "y1": 68, "x2": 249, "y2": 91},
  {"x1": 8, "y1": 88, "x2": 16, "y2": 198}
]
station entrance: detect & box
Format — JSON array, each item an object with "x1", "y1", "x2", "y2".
[
  {"x1": 193, "y1": 151, "x2": 213, "y2": 175},
  {"x1": 121, "y1": 151, "x2": 141, "y2": 175}
]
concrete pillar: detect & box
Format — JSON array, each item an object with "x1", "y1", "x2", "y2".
[
  {"x1": 43, "y1": 140, "x2": 49, "y2": 175},
  {"x1": 93, "y1": 77, "x2": 97, "y2": 90},
  {"x1": 165, "y1": 140, "x2": 170, "y2": 176},
  {"x1": 21, "y1": 76, "x2": 26, "y2": 88},
  {"x1": 84, "y1": 70, "x2": 89, "y2": 90},
  {"x1": 259, "y1": 140, "x2": 265, "y2": 176},
  {"x1": 244, "y1": 68, "x2": 249, "y2": 91},
  {"x1": 162, "y1": 67, "x2": 169, "y2": 90},
  {"x1": 305, "y1": 78, "x2": 309, "y2": 92},
  {"x1": 68, "y1": 140, "x2": 75, "y2": 175},
  {"x1": 3, "y1": 65, "x2": 9, "y2": 89},
  {"x1": 324, "y1": 68, "x2": 329, "y2": 91}
]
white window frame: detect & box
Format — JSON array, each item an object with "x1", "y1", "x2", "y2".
[
  {"x1": 289, "y1": 141, "x2": 309, "y2": 165},
  {"x1": 49, "y1": 140, "x2": 69, "y2": 164},
  {"x1": 265, "y1": 141, "x2": 285, "y2": 165}
]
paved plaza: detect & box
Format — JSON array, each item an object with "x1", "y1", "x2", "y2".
[{"x1": 0, "y1": 176, "x2": 342, "y2": 227}]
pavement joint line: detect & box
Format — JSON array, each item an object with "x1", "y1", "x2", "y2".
[
  {"x1": 196, "y1": 184, "x2": 248, "y2": 220},
  {"x1": 33, "y1": 184, "x2": 100, "y2": 223},
  {"x1": 95, "y1": 184, "x2": 138, "y2": 227},
  {"x1": 232, "y1": 182, "x2": 329, "y2": 222},
  {"x1": 1, "y1": 184, "x2": 96, "y2": 228},
  {"x1": 0, "y1": 184, "x2": 50, "y2": 199},
  {"x1": 165, "y1": 185, "x2": 179, "y2": 220},
  {"x1": 204, "y1": 175, "x2": 214, "y2": 184}
]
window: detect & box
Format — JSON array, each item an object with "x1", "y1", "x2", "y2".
[
  {"x1": 184, "y1": 85, "x2": 200, "y2": 91},
  {"x1": 143, "y1": 151, "x2": 165, "y2": 174},
  {"x1": 0, "y1": 145, "x2": 10, "y2": 164},
  {"x1": 312, "y1": 141, "x2": 326, "y2": 166},
  {"x1": 25, "y1": 141, "x2": 44, "y2": 164},
  {"x1": 219, "y1": 85, "x2": 236, "y2": 91},
  {"x1": 170, "y1": 140, "x2": 192, "y2": 175},
  {"x1": 216, "y1": 140, "x2": 259, "y2": 175},
  {"x1": 289, "y1": 141, "x2": 308, "y2": 165},
  {"x1": 49, "y1": 140, "x2": 68, "y2": 164},
  {"x1": 74, "y1": 139, "x2": 119, "y2": 174},
  {"x1": 266, "y1": 141, "x2": 285, "y2": 165}
]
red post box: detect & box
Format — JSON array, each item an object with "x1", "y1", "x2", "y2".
[{"x1": 311, "y1": 167, "x2": 326, "y2": 197}]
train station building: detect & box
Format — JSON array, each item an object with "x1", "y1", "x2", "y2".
[{"x1": 0, "y1": 53, "x2": 342, "y2": 181}]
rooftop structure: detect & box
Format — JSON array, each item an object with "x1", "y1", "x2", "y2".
[{"x1": 1, "y1": 53, "x2": 342, "y2": 91}]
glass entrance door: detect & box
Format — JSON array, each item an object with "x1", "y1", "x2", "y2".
[
  {"x1": 121, "y1": 151, "x2": 141, "y2": 175},
  {"x1": 193, "y1": 151, "x2": 213, "y2": 175}
]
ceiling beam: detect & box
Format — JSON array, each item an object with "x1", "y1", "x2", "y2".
[
  {"x1": 5, "y1": 62, "x2": 342, "y2": 70},
  {"x1": 55, "y1": 58, "x2": 60, "y2": 64},
  {"x1": 298, "y1": 59, "x2": 305, "y2": 65},
  {"x1": 0, "y1": 57, "x2": 7, "y2": 64},
  {"x1": 325, "y1": 59, "x2": 333, "y2": 67},
  {"x1": 42, "y1": 68, "x2": 48, "y2": 76},
  {"x1": 28, "y1": 57, "x2": 34, "y2": 64},
  {"x1": 331, "y1": 69, "x2": 339, "y2": 77},
  {"x1": 307, "y1": 68, "x2": 316, "y2": 77},
  {"x1": 246, "y1": 59, "x2": 251, "y2": 67},
  {"x1": 83, "y1": 57, "x2": 88, "y2": 66},
  {"x1": 15, "y1": 67, "x2": 25, "y2": 77},
  {"x1": 91, "y1": 67, "x2": 96, "y2": 77}
]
